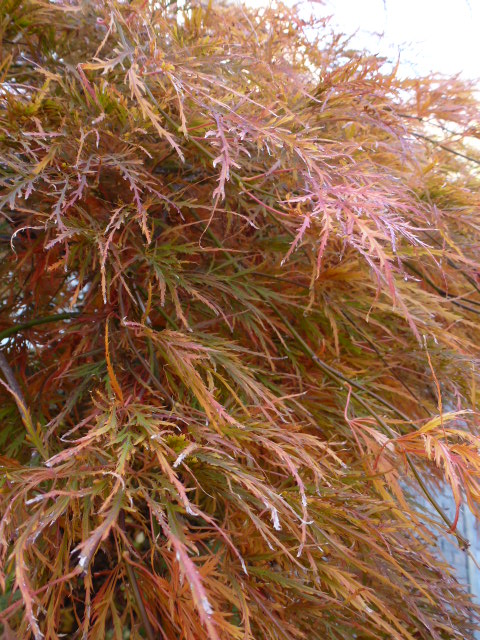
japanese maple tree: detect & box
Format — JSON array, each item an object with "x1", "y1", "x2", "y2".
[{"x1": 1, "y1": 0, "x2": 480, "y2": 638}]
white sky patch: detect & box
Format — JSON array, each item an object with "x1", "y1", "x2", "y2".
[{"x1": 321, "y1": 0, "x2": 480, "y2": 81}]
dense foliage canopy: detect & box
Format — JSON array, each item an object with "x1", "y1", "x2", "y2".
[{"x1": 1, "y1": 1, "x2": 480, "y2": 638}]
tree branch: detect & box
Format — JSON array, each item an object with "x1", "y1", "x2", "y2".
[{"x1": 0, "y1": 312, "x2": 80, "y2": 343}]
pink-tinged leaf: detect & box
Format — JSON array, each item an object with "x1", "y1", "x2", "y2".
[{"x1": 146, "y1": 497, "x2": 221, "y2": 640}]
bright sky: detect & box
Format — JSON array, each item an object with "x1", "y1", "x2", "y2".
[{"x1": 321, "y1": 0, "x2": 480, "y2": 80}]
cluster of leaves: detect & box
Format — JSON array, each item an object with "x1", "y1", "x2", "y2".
[{"x1": 1, "y1": 0, "x2": 480, "y2": 638}]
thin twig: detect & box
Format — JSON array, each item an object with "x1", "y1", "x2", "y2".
[{"x1": 412, "y1": 132, "x2": 480, "y2": 167}]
